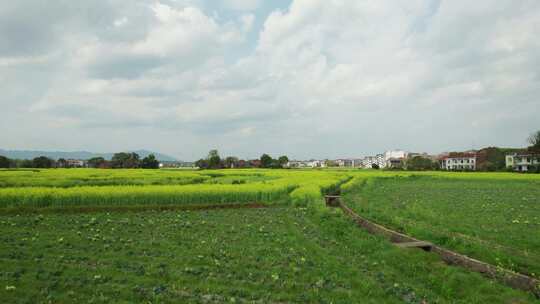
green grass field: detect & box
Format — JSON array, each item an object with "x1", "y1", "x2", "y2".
[
  {"x1": 0, "y1": 168, "x2": 539, "y2": 302},
  {"x1": 343, "y1": 175, "x2": 540, "y2": 280}
]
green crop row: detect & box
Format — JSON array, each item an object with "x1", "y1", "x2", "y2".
[
  {"x1": 0, "y1": 169, "x2": 356, "y2": 210},
  {"x1": 0, "y1": 183, "x2": 296, "y2": 209}
]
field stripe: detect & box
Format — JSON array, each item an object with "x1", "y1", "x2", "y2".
[{"x1": 0, "y1": 202, "x2": 276, "y2": 215}]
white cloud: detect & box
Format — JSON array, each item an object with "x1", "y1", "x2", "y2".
[
  {"x1": 222, "y1": 0, "x2": 262, "y2": 11},
  {"x1": 2, "y1": 0, "x2": 540, "y2": 159}
]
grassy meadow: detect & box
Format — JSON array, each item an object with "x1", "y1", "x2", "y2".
[
  {"x1": 0, "y1": 168, "x2": 539, "y2": 302},
  {"x1": 343, "y1": 175, "x2": 540, "y2": 280}
]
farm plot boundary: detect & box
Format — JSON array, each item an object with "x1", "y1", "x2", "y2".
[
  {"x1": 333, "y1": 198, "x2": 540, "y2": 298},
  {"x1": 0, "y1": 202, "x2": 272, "y2": 215}
]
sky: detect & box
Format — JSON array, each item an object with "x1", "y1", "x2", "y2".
[{"x1": 1, "y1": 0, "x2": 539, "y2": 161}]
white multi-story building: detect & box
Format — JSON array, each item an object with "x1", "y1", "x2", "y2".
[
  {"x1": 309, "y1": 160, "x2": 327, "y2": 168},
  {"x1": 440, "y1": 153, "x2": 477, "y2": 171},
  {"x1": 361, "y1": 154, "x2": 385, "y2": 168},
  {"x1": 381, "y1": 150, "x2": 408, "y2": 168},
  {"x1": 506, "y1": 153, "x2": 539, "y2": 172}
]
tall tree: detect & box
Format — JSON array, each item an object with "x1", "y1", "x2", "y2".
[
  {"x1": 0, "y1": 156, "x2": 10, "y2": 168},
  {"x1": 207, "y1": 149, "x2": 221, "y2": 169},
  {"x1": 528, "y1": 130, "x2": 540, "y2": 149},
  {"x1": 260, "y1": 154, "x2": 273, "y2": 168},
  {"x1": 278, "y1": 156, "x2": 289, "y2": 168},
  {"x1": 141, "y1": 154, "x2": 160, "y2": 169}
]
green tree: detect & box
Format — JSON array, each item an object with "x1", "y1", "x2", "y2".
[
  {"x1": 207, "y1": 149, "x2": 221, "y2": 169},
  {"x1": 278, "y1": 156, "x2": 289, "y2": 168},
  {"x1": 32, "y1": 156, "x2": 55, "y2": 168},
  {"x1": 406, "y1": 156, "x2": 435, "y2": 171},
  {"x1": 20, "y1": 159, "x2": 33, "y2": 168},
  {"x1": 111, "y1": 152, "x2": 140, "y2": 168},
  {"x1": 0, "y1": 156, "x2": 10, "y2": 168},
  {"x1": 224, "y1": 156, "x2": 239, "y2": 168},
  {"x1": 195, "y1": 159, "x2": 209, "y2": 169},
  {"x1": 141, "y1": 154, "x2": 160, "y2": 169},
  {"x1": 87, "y1": 157, "x2": 106, "y2": 168},
  {"x1": 260, "y1": 154, "x2": 273, "y2": 168}
]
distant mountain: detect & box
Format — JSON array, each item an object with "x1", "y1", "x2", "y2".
[{"x1": 0, "y1": 149, "x2": 178, "y2": 162}]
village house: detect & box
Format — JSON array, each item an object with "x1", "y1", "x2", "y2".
[
  {"x1": 335, "y1": 159, "x2": 355, "y2": 167},
  {"x1": 286, "y1": 160, "x2": 309, "y2": 168},
  {"x1": 506, "y1": 152, "x2": 540, "y2": 172},
  {"x1": 440, "y1": 153, "x2": 477, "y2": 171},
  {"x1": 66, "y1": 159, "x2": 87, "y2": 168},
  {"x1": 309, "y1": 160, "x2": 327, "y2": 168}
]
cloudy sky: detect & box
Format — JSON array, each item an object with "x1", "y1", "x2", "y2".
[{"x1": 1, "y1": 0, "x2": 539, "y2": 160}]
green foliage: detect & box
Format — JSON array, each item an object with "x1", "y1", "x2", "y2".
[
  {"x1": 111, "y1": 153, "x2": 140, "y2": 169},
  {"x1": 476, "y1": 147, "x2": 508, "y2": 171},
  {"x1": 260, "y1": 154, "x2": 273, "y2": 168},
  {"x1": 32, "y1": 156, "x2": 55, "y2": 168},
  {"x1": 20, "y1": 159, "x2": 33, "y2": 168},
  {"x1": 195, "y1": 158, "x2": 209, "y2": 169},
  {"x1": 87, "y1": 157, "x2": 106, "y2": 168},
  {"x1": 0, "y1": 156, "x2": 10, "y2": 168},
  {"x1": 406, "y1": 156, "x2": 436, "y2": 171},
  {"x1": 141, "y1": 154, "x2": 160, "y2": 169},
  {"x1": 207, "y1": 149, "x2": 221, "y2": 169}
]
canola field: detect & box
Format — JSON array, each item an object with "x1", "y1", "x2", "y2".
[
  {"x1": 0, "y1": 169, "x2": 351, "y2": 210},
  {"x1": 0, "y1": 168, "x2": 539, "y2": 303}
]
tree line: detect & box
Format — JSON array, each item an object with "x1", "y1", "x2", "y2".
[
  {"x1": 0, "y1": 152, "x2": 160, "y2": 169},
  {"x1": 195, "y1": 150, "x2": 289, "y2": 169}
]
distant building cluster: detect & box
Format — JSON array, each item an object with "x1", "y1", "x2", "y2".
[
  {"x1": 284, "y1": 148, "x2": 539, "y2": 172},
  {"x1": 286, "y1": 150, "x2": 414, "y2": 170}
]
